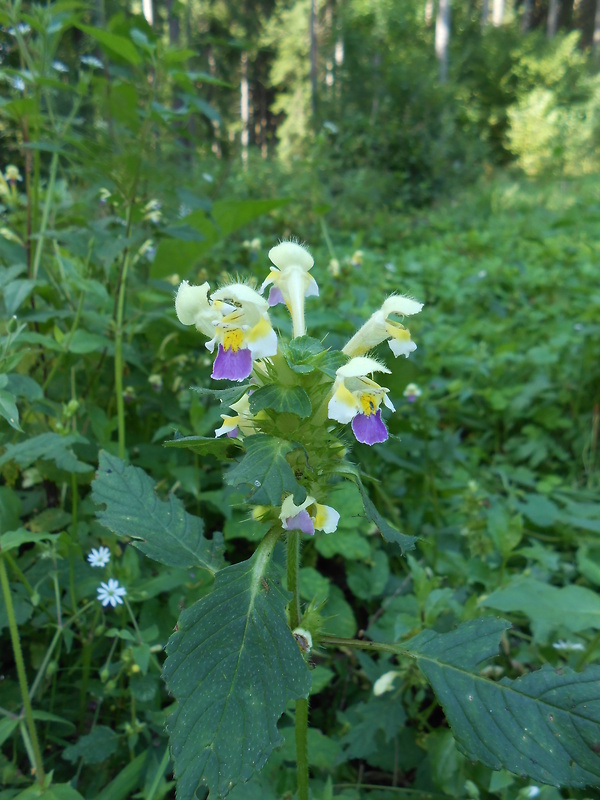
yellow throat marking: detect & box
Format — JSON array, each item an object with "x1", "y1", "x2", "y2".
[
  {"x1": 223, "y1": 328, "x2": 244, "y2": 352},
  {"x1": 360, "y1": 393, "x2": 379, "y2": 416}
]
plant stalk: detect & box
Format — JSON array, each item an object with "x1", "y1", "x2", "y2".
[
  {"x1": 286, "y1": 530, "x2": 309, "y2": 799},
  {"x1": 0, "y1": 556, "x2": 46, "y2": 784}
]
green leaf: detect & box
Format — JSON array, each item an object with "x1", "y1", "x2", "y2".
[
  {"x1": 92, "y1": 451, "x2": 224, "y2": 574},
  {"x1": 151, "y1": 199, "x2": 291, "y2": 279},
  {"x1": 191, "y1": 383, "x2": 252, "y2": 408},
  {"x1": 163, "y1": 434, "x2": 242, "y2": 459},
  {"x1": 0, "y1": 528, "x2": 54, "y2": 553},
  {"x1": 0, "y1": 390, "x2": 22, "y2": 431},
  {"x1": 339, "y1": 697, "x2": 406, "y2": 760},
  {"x1": 163, "y1": 543, "x2": 311, "y2": 799},
  {"x1": 225, "y1": 434, "x2": 306, "y2": 506},
  {"x1": 92, "y1": 751, "x2": 148, "y2": 800},
  {"x1": 77, "y1": 25, "x2": 141, "y2": 65},
  {"x1": 63, "y1": 726, "x2": 118, "y2": 764},
  {"x1": 355, "y1": 478, "x2": 416, "y2": 554},
  {"x1": 480, "y1": 577, "x2": 600, "y2": 643},
  {"x1": 282, "y1": 336, "x2": 326, "y2": 374},
  {"x1": 67, "y1": 330, "x2": 111, "y2": 354},
  {"x1": 0, "y1": 433, "x2": 92, "y2": 473},
  {"x1": 407, "y1": 617, "x2": 600, "y2": 787},
  {"x1": 249, "y1": 384, "x2": 312, "y2": 418}
]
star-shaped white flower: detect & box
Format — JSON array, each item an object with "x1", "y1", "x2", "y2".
[
  {"x1": 97, "y1": 579, "x2": 127, "y2": 608},
  {"x1": 87, "y1": 546, "x2": 111, "y2": 568}
]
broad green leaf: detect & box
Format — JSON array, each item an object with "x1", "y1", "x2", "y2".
[
  {"x1": 355, "y1": 478, "x2": 416, "y2": 553},
  {"x1": 163, "y1": 544, "x2": 311, "y2": 799},
  {"x1": 67, "y1": 330, "x2": 111, "y2": 354},
  {"x1": 225, "y1": 434, "x2": 306, "y2": 506},
  {"x1": 92, "y1": 451, "x2": 223, "y2": 574},
  {"x1": 77, "y1": 25, "x2": 141, "y2": 65},
  {"x1": 480, "y1": 577, "x2": 600, "y2": 643},
  {"x1": 12, "y1": 785, "x2": 86, "y2": 800},
  {"x1": 280, "y1": 726, "x2": 342, "y2": 768},
  {"x1": 249, "y1": 384, "x2": 312, "y2": 418},
  {"x1": 407, "y1": 617, "x2": 600, "y2": 787},
  {"x1": 282, "y1": 336, "x2": 326, "y2": 374},
  {"x1": 151, "y1": 199, "x2": 291, "y2": 278},
  {"x1": 339, "y1": 697, "x2": 407, "y2": 760},
  {"x1": 63, "y1": 726, "x2": 118, "y2": 764},
  {"x1": 0, "y1": 717, "x2": 19, "y2": 747},
  {"x1": 163, "y1": 434, "x2": 242, "y2": 459},
  {"x1": 191, "y1": 383, "x2": 252, "y2": 408},
  {"x1": 0, "y1": 433, "x2": 91, "y2": 473},
  {"x1": 0, "y1": 528, "x2": 54, "y2": 552},
  {"x1": 3, "y1": 279, "x2": 35, "y2": 314}
]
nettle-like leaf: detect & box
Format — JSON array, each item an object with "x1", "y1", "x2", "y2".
[
  {"x1": 407, "y1": 617, "x2": 600, "y2": 787},
  {"x1": 163, "y1": 541, "x2": 311, "y2": 799},
  {"x1": 92, "y1": 451, "x2": 223, "y2": 573},
  {"x1": 226, "y1": 434, "x2": 306, "y2": 506},
  {"x1": 355, "y1": 477, "x2": 416, "y2": 554},
  {"x1": 0, "y1": 432, "x2": 92, "y2": 473},
  {"x1": 164, "y1": 434, "x2": 243, "y2": 460},
  {"x1": 249, "y1": 384, "x2": 312, "y2": 418}
]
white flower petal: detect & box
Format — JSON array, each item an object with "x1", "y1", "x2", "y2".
[
  {"x1": 268, "y1": 241, "x2": 314, "y2": 272},
  {"x1": 337, "y1": 356, "x2": 390, "y2": 379},
  {"x1": 175, "y1": 281, "x2": 210, "y2": 326},
  {"x1": 328, "y1": 381, "x2": 359, "y2": 424},
  {"x1": 381, "y1": 295, "x2": 424, "y2": 317},
  {"x1": 382, "y1": 392, "x2": 395, "y2": 412},
  {"x1": 314, "y1": 503, "x2": 340, "y2": 534},
  {"x1": 388, "y1": 338, "x2": 417, "y2": 358}
]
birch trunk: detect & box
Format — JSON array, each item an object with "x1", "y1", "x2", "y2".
[
  {"x1": 310, "y1": 0, "x2": 318, "y2": 115},
  {"x1": 240, "y1": 51, "x2": 249, "y2": 169},
  {"x1": 595, "y1": 0, "x2": 600, "y2": 55},
  {"x1": 435, "y1": 0, "x2": 450, "y2": 83},
  {"x1": 481, "y1": 0, "x2": 489, "y2": 27},
  {"x1": 492, "y1": 0, "x2": 504, "y2": 25}
]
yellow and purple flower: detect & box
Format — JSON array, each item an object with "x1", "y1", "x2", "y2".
[
  {"x1": 328, "y1": 357, "x2": 395, "y2": 446},
  {"x1": 342, "y1": 295, "x2": 423, "y2": 359},
  {"x1": 279, "y1": 493, "x2": 340, "y2": 535},
  {"x1": 175, "y1": 281, "x2": 277, "y2": 382},
  {"x1": 214, "y1": 392, "x2": 255, "y2": 438},
  {"x1": 261, "y1": 241, "x2": 318, "y2": 338}
]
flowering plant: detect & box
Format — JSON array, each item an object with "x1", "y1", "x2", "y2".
[{"x1": 90, "y1": 240, "x2": 600, "y2": 800}]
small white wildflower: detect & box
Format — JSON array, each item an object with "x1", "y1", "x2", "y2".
[
  {"x1": 97, "y1": 578, "x2": 127, "y2": 607},
  {"x1": 80, "y1": 54, "x2": 104, "y2": 69},
  {"x1": 52, "y1": 60, "x2": 69, "y2": 73},
  {"x1": 552, "y1": 640, "x2": 585, "y2": 652},
  {"x1": 87, "y1": 546, "x2": 111, "y2": 568}
]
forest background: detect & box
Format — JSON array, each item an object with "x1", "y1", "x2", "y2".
[{"x1": 1, "y1": 0, "x2": 600, "y2": 799}]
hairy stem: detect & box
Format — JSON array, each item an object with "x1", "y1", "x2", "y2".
[
  {"x1": 0, "y1": 557, "x2": 46, "y2": 784},
  {"x1": 286, "y1": 530, "x2": 309, "y2": 799}
]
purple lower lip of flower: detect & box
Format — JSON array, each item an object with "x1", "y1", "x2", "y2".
[
  {"x1": 351, "y1": 409, "x2": 388, "y2": 445},
  {"x1": 211, "y1": 344, "x2": 253, "y2": 381},
  {"x1": 268, "y1": 286, "x2": 285, "y2": 307},
  {"x1": 285, "y1": 509, "x2": 315, "y2": 535},
  {"x1": 226, "y1": 426, "x2": 239, "y2": 438}
]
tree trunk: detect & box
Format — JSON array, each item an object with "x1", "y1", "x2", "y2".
[
  {"x1": 521, "y1": 0, "x2": 534, "y2": 31},
  {"x1": 547, "y1": 0, "x2": 560, "y2": 36},
  {"x1": 425, "y1": 0, "x2": 435, "y2": 26},
  {"x1": 310, "y1": 0, "x2": 318, "y2": 116},
  {"x1": 142, "y1": 0, "x2": 153, "y2": 26},
  {"x1": 492, "y1": 0, "x2": 504, "y2": 25},
  {"x1": 435, "y1": 0, "x2": 450, "y2": 83},
  {"x1": 240, "y1": 51, "x2": 249, "y2": 169},
  {"x1": 594, "y1": 0, "x2": 600, "y2": 54},
  {"x1": 481, "y1": 0, "x2": 489, "y2": 27}
]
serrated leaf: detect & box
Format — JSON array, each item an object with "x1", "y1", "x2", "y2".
[
  {"x1": 225, "y1": 434, "x2": 306, "y2": 506},
  {"x1": 163, "y1": 543, "x2": 311, "y2": 799},
  {"x1": 355, "y1": 478, "x2": 416, "y2": 553},
  {"x1": 163, "y1": 434, "x2": 243, "y2": 459},
  {"x1": 249, "y1": 384, "x2": 312, "y2": 418},
  {"x1": 92, "y1": 451, "x2": 223, "y2": 574},
  {"x1": 407, "y1": 617, "x2": 600, "y2": 787},
  {"x1": 0, "y1": 432, "x2": 92, "y2": 473}
]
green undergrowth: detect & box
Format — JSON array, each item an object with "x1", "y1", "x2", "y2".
[{"x1": 1, "y1": 167, "x2": 599, "y2": 800}]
